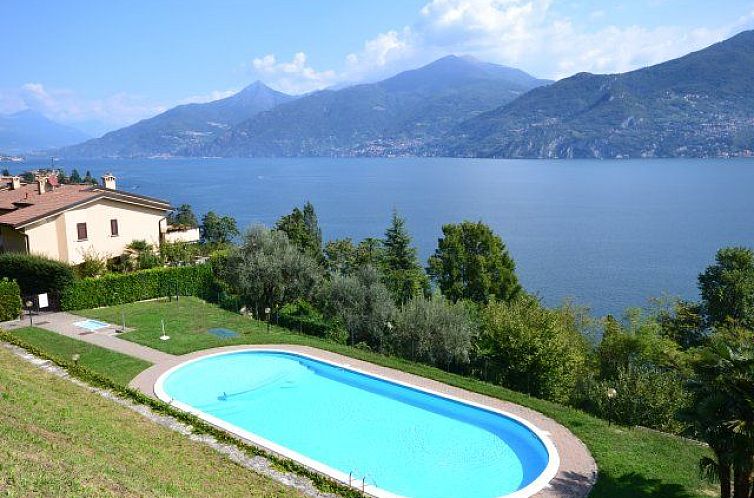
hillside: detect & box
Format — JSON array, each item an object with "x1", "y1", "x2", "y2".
[
  {"x1": 0, "y1": 110, "x2": 89, "y2": 153},
  {"x1": 57, "y1": 82, "x2": 293, "y2": 158},
  {"x1": 442, "y1": 30, "x2": 754, "y2": 158},
  {"x1": 205, "y1": 56, "x2": 550, "y2": 157}
]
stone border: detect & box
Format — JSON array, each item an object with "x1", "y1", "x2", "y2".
[{"x1": 131, "y1": 344, "x2": 597, "y2": 498}]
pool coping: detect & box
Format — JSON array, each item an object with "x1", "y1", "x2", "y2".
[{"x1": 131, "y1": 344, "x2": 597, "y2": 498}]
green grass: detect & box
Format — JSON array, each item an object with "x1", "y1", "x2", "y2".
[
  {"x1": 7, "y1": 327, "x2": 151, "y2": 385},
  {"x1": 0, "y1": 346, "x2": 303, "y2": 497},
  {"x1": 82, "y1": 297, "x2": 718, "y2": 498}
]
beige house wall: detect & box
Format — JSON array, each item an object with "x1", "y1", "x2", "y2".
[
  {"x1": 17, "y1": 198, "x2": 167, "y2": 265},
  {"x1": 164, "y1": 227, "x2": 200, "y2": 244}
]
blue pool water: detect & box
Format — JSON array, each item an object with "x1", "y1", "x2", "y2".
[
  {"x1": 157, "y1": 350, "x2": 554, "y2": 498},
  {"x1": 73, "y1": 319, "x2": 110, "y2": 331}
]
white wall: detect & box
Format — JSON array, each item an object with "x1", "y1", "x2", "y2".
[{"x1": 164, "y1": 227, "x2": 200, "y2": 244}]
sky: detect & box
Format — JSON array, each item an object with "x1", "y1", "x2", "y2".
[{"x1": 2, "y1": 0, "x2": 754, "y2": 136}]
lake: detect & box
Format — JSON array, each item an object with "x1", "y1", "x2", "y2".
[{"x1": 22, "y1": 157, "x2": 754, "y2": 317}]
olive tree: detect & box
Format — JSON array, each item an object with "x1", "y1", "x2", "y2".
[
  {"x1": 219, "y1": 225, "x2": 322, "y2": 317},
  {"x1": 391, "y1": 294, "x2": 476, "y2": 370},
  {"x1": 319, "y1": 265, "x2": 395, "y2": 350}
]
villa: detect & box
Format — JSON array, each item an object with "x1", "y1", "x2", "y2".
[{"x1": 0, "y1": 174, "x2": 174, "y2": 265}]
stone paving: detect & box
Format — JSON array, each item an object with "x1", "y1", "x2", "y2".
[{"x1": 4, "y1": 312, "x2": 597, "y2": 498}]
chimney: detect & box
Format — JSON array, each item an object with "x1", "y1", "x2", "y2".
[
  {"x1": 36, "y1": 175, "x2": 48, "y2": 194},
  {"x1": 10, "y1": 176, "x2": 21, "y2": 190},
  {"x1": 102, "y1": 173, "x2": 116, "y2": 190}
]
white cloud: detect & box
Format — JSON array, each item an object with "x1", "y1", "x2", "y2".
[
  {"x1": 251, "y1": 0, "x2": 754, "y2": 92},
  {"x1": 178, "y1": 88, "x2": 239, "y2": 105},
  {"x1": 0, "y1": 83, "x2": 245, "y2": 135},
  {"x1": 251, "y1": 52, "x2": 338, "y2": 94}
]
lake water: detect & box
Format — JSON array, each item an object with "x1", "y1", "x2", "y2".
[{"x1": 23, "y1": 157, "x2": 754, "y2": 317}]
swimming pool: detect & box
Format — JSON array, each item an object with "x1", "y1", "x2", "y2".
[
  {"x1": 73, "y1": 319, "x2": 111, "y2": 331},
  {"x1": 155, "y1": 350, "x2": 558, "y2": 498}
]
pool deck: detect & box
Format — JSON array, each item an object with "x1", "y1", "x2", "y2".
[{"x1": 4, "y1": 312, "x2": 597, "y2": 498}]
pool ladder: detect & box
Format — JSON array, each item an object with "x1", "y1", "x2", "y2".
[{"x1": 348, "y1": 471, "x2": 374, "y2": 496}]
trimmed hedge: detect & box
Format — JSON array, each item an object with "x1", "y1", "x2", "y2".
[
  {"x1": 60, "y1": 265, "x2": 213, "y2": 310},
  {"x1": 0, "y1": 329, "x2": 361, "y2": 498},
  {"x1": 0, "y1": 278, "x2": 22, "y2": 321},
  {"x1": 0, "y1": 253, "x2": 76, "y2": 295}
]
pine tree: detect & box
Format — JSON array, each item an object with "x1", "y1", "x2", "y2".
[{"x1": 381, "y1": 210, "x2": 429, "y2": 304}]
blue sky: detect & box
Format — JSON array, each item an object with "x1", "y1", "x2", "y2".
[{"x1": 2, "y1": 0, "x2": 753, "y2": 135}]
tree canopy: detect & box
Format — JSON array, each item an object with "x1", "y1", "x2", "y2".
[
  {"x1": 168, "y1": 204, "x2": 199, "y2": 228},
  {"x1": 428, "y1": 221, "x2": 521, "y2": 303},
  {"x1": 381, "y1": 210, "x2": 428, "y2": 304},
  {"x1": 200, "y1": 211, "x2": 239, "y2": 245},
  {"x1": 275, "y1": 201, "x2": 322, "y2": 259}
]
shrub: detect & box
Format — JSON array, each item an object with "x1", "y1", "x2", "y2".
[
  {"x1": 0, "y1": 278, "x2": 21, "y2": 321},
  {"x1": 0, "y1": 253, "x2": 76, "y2": 295},
  {"x1": 75, "y1": 249, "x2": 107, "y2": 278},
  {"x1": 390, "y1": 294, "x2": 477, "y2": 371},
  {"x1": 475, "y1": 295, "x2": 589, "y2": 404},
  {"x1": 578, "y1": 366, "x2": 689, "y2": 433},
  {"x1": 60, "y1": 265, "x2": 213, "y2": 310},
  {"x1": 278, "y1": 299, "x2": 334, "y2": 338}
]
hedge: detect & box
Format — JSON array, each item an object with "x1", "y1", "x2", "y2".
[
  {"x1": 60, "y1": 265, "x2": 214, "y2": 310},
  {"x1": 0, "y1": 279, "x2": 21, "y2": 321},
  {"x1": 277, "y1": 300, "x2": 343, "y2": 341},
  {"x1": 0, "y1": 253, "x2": 76, "y2": 295},
  {"x1": 0, "y1": 329, "x2": 361, "y2": 498}
]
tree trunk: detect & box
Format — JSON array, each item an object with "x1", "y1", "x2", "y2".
[
  {"x1": 721, "y1": 462, "x2": 732, "y2": 498},
  {"x1": 733, "y1": 466, "x2": 752, "y2": 498}
]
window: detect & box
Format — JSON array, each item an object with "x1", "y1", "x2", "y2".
[
  {"x1": 76, "y1": 223, "x2": 88, "y2": 241},
  {"x1": 110, "y1": 219, "x2": 119, "y2": 236}
]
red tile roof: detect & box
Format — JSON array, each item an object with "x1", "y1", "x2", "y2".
[{"x1": 0, "y1": 181, "x2": 170, "y2": 229}]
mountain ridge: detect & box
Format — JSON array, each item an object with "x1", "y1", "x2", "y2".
[
  {"x1": 0, "y1": 110, "x2": 90, "y2": 153},
  {"x1": 56, "y1": 81, "x2": 294, "y2": 158},
  {"x1": 202, "y1": 55, "x2": 550, "y2": 157},
  {"x1": 441, "y1": 30, "x2": 754, "y2": 158}
]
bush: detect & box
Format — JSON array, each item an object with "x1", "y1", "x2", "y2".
[
  {"x1": 60, "y1": 265, "x2": 213, "y2": 310},
  {"x1": 390, "y1": 294, "x2": 477, "y2": 371},
  {"x1": 0, "y1": 253, "x2": 76, "y2": 295},
  {"x1": 0, "y1": 278, "x2": 21, "y2": 321},
  {"x1": 475, "y1": 295, "x2": 589, "y2": 404},
  {"x1": 278, "y1": 299, "x2": 334, "y2": 338},
  {"x1": 577, "y1": 366, "x2": 689, "y2": 433}
]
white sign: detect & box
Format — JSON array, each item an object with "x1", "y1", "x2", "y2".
[{"x1": 38, "y1": 293, "x2": 49, "y2": 309}]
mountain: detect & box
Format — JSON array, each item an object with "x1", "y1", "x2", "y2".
[
  {"x1": 443, "y1": 30, "x2": 754, "y2": 159},
  {"x1": 57, "y1": 82, "x2": 294, "y2": 158},
  {"x1": 205, "y1": 56, "x2": 550, "y2": 157},
  {"x1": 0, "y1": 110, "x2": 90, "y2": 153}
]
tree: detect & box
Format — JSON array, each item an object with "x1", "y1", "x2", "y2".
[
  {"x1": 1, "y1": 168, "x2": 10, "y2": 176},
  {"x1": 391, "y1": 294, "x2": 476, "y2": 370},
  {"x1": 652, "y1": 297, "x2": 706, "y2": 349},
  {"x1": 275, "y1": 201, "x2": 322, "y2": 259},
  {"x1": 69, "y1": 168, "x2": 83, "y2": 183},
  {"x1": 324, "y1": 238, "x2": 357, "y2": 275},
  {"x1": 319, "y1": 265, "x2": 395, "y2": 350},
  {"x1": 56, "y1": 168, "x2": 68, "y2": 184},
  {"x1": 699, "y1": 247, "x2": 754, "y2": 329},
  {"x1": 381, "y1": 210, "x2": 429, "y2": 304},
  {"x1": 200, "y1": 211, "x2": 239, "y2": 245},
  {"x1": 476, "y1": 295, "x2": 588, "y2": 403},
  {"x1": 168, "y1": 204, "x2": 199, "y2": 228},
  {"x1": 355, "y1": 237, "x2": 383, "y2": 268},
  {"x1": 218, "y1": 225, "x2": 322, "y2": 317},
  {"x1": 680, "y1": 329, "x2": 754, "y2": 498},
  {"x1": 428, "y1": 221, "x2": 521, "y2": 304},
  {"x1": 83, "y1": 170, "x2": 97, "y2": 185}
]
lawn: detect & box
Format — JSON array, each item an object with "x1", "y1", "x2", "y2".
[
  {"x1": 0, "y1": 346, "x2": 304, "y2": 498},
  {"x1": 7, "y1": 327, "x2": 151, "y2": 385},
  {"x1": 81, "y1": 296, "x2": 719, "y2": 498}
]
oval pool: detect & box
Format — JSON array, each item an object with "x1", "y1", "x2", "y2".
[{"x1": 155, "y1": 350, "x2": 558, "y2": 498}]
